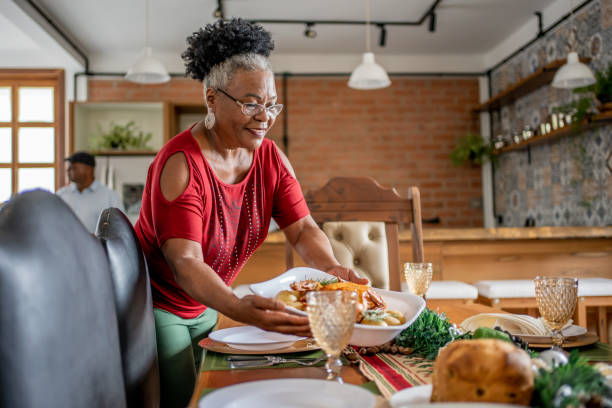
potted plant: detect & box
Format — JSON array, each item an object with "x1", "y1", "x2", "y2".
[
  {"x1": 93, "y1": 121, "x2": 152, "y2": 151},
  {"x1": 575, "y1": 63, "x2": 612, "y2": 110},
  {"x1": 450, "y1": 132, "x2": 496, "y2": 166},
  {"x1": 553, "y1": 64, "x2": 612, "y2": 125}
]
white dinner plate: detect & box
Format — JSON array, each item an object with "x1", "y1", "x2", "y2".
[
  {"x1": 389, "y1": 385, "x2": 522, "y2": 407},
  {"x1": 199, "y1": 378, "x2": 377, "y2": 408},
  {"x1": 249, "y1": 267, "x2": 426, "y2": 347},
  {"x1": 516, "y1": 325, "x2": 586, "y2": 343},
  {"x1": 389, "y1": 384, "x2": 432, "y2": 406},
  {"x1": 208, "y1": 326, "x2": 305, "y2": 351}
]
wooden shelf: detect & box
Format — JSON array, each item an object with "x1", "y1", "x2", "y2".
[
  {"x1": 92, "y1": 150, "x2": 157, "y2": 157},
  {"x1": 474, "y1": 58, "x2": 591, "y2": 112},
  {"x1": 494, "y1": 111, "x2": 612, "y2": 154}
]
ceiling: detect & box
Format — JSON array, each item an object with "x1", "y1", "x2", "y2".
[{"x1": 29, "y1": 0, "x2": 556, "y2": 58}]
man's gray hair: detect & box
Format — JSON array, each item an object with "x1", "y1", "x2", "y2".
[{"x1": 203, "y1": 53, "x2": 271, "y2": 100}]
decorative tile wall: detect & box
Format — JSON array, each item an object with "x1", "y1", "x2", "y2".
[{"x1": 492, "y1": 0, "x2": 612, "y2": 227}]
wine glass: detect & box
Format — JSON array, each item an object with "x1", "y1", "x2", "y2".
[
  {"x1": 403, "y1": 262, "x2": 433, "y2": 298},
  {"x1": 534, "y1": 276, "x2": 578, "y2": 350},
  {"x1": 306, "y1": 290, "x2": 356, "y2": 383}
]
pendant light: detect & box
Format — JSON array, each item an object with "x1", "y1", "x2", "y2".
[
  {"x1": 348, "y1": 0, "x2": 391, "y2": 90},
  {"x1": 125, "y1": 0, "x2": 170, "y2": 84},
  {"x1": 552, "y1": 0, "x2": 595, "y2": 89}
]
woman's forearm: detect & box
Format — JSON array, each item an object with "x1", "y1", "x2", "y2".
[
  {"x1": 172, "y1": 257, "x2": 244, "y2": 319},
  {"x1": 171, "y1": 256, "x2": 311, "y2": 335},
  {"x1": 292, "y1": 223, "x2": 340, "y2": 271}
]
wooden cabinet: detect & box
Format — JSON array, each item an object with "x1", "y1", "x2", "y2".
[{"x1": 166, "y1": 102, "x2": 204, "y2": 139}]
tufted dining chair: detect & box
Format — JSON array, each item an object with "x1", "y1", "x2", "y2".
[
  {"x1": 0, "y1": 190, "x2": 126, "y2": 408},
  {"x1": 287, "y1": 177, "x2": 424, "y2": 291},
  {"x1": 96, "y1": 208, "x2": 160, "y2": 408},
  {"x1": 323, "y1": 221, "x2": 390, "y2": 289}
]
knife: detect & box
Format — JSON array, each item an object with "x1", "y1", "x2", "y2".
[{"x1": 226, "y1": 355, "x2": 319, "y2": 362}]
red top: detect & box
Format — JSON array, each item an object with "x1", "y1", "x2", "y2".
[{"x1": 135, "y1": 128, "x2": 310, "y2": 318}]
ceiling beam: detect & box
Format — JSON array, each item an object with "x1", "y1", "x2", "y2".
[{"x1": 12, "y1": 0, "x2": 89, "y2": 71}]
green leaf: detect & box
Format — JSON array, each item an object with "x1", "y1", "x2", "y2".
[
  {"x1": 450, "y1": 132, "x2": 496, "y2": 167},
  {"x1": 93, "y1": 120, "x2": 153, "y2": 150}
]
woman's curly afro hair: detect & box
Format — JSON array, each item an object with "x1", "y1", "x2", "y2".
[{"x1": 182, "y1": 18, "x2": 274, "y2": 82}]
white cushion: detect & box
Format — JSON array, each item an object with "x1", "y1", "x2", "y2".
[
  {"x1": 475, "y1": 278, "x2": 612, "y2": 299},
  {"x1": 400, "y1": 281, "x2": 478, "y2": 299},
  {"x1": 577, "y1": 278, "x2": 612, "y2": 297},
  {"x1": 474, "y1": 280, "x2": 535, "y2": 299}
]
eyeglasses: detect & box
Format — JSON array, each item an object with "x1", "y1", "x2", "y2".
[{"x1": 216, "y1": 88, "x2": 283, "y2": 118}]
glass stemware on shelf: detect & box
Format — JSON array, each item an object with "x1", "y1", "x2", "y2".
[
  {"x1": 534, "y1": 276, "x2": 579, "y2": 349},
  {"x1": 306, "y1": 290, "x2": 356, "y2": 383},
  {"x1": 403, "y1": 262, "x2": 433, "y2": 298}
]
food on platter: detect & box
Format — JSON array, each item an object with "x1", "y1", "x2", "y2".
[
  {"x1": 430, "y1": 339, "x2": 534, "y2": 405},
  {"x1": 275, "y1": 279, "x2": 406, "y2": 326}
]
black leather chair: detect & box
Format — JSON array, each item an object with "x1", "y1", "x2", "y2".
[
  {"x1": 96, "y1": 208, "x2": 160, "y2": 408},
  {"x1": 0, "y1": 190, "x2": 126, "y2": 408}
]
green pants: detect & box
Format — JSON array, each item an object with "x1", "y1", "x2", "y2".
[{"x1": 153, "y1": 308, "x2": 218, "y2": 408}]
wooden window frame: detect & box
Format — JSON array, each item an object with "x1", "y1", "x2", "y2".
[{"x1": 0, "y1": 69, "x2": 65, "y2": 194}]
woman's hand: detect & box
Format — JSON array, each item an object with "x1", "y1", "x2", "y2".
[
  {"x1": 233, "y1": 294, "x2": 311, "y2": 337},
  {"x1": 325, "y1": 265, "x2": 369, "y2": 285}
]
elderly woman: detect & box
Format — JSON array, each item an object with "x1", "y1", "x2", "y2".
[{"x1": 135, "y1": 18, "x2": 366, "y2": 407}]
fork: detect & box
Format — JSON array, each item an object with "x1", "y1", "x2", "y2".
[{"x1": 229, "y1": 355, "x2": 325, "y2": 368}]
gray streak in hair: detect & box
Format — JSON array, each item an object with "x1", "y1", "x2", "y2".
[{"x1": 203, "y1": 53, "x2": 272, "y2": 105}]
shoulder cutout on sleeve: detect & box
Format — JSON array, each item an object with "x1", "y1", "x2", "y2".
[
  {"x1": 160, "y1": 151, "x2": 190, "y2": 201},
  {"x1": 273, "y1": 143, "x2": 297, "y2": 178}
]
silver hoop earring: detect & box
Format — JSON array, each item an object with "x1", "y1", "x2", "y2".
[{"x1": 204, "y1": 111, "x2": 215, "y2": 129}]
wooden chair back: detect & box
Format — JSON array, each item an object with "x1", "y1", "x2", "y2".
[{"x1": 286, "y1": 177, "x2": 424, "y2": 291}]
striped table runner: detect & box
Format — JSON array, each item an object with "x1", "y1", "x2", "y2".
[{"x1": 354, "y1": 348, "x2": 434, "y2": 399}]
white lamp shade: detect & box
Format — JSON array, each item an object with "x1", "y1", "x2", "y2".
[
  {"x1": 125, "y1": 47, "x2": 170, "y2": 84},
  {"x1": 348, "y1": 52, "x2": 391, "y2": 90},
  {"x1": 552, "y1": 52, "x2": 596, "y2": 89}
]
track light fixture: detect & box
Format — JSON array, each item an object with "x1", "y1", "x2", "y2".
[
  {"x1": 378, "y1": 24, "x2": 387, "y2": 47},
  {"x1": 428, "y1": 12, "x2": 436, "y2": 32},
  {"x1": 210, "y1": 0, "x2": 443, "y2": 40},
  {"x1": 304, "y1": 23, "x2": 317, "y2": 38}
]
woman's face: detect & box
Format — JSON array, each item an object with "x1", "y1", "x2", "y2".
[{"x1": 209, "y1": 69, "x2": 278, "y2": 151}]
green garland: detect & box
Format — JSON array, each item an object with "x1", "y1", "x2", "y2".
[
  {"x1": 531, "y1": 351, "x2": 610, "y2": 408},
  {"x1": 394, "y1": 308, "x2": 471, "y2": 359}
]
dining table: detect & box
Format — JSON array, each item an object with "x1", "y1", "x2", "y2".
[{"x1": 187, "y1": 300, "x2": 505, "y2": 407}]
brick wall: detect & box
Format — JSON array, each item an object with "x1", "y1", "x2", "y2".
[{"x1": 88, "y1": 76, "x2": 482, "y2": 227}]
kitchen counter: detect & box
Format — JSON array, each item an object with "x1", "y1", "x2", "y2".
[{"x1": 263, "y1": 226, "x2": 612, "y2": 243}]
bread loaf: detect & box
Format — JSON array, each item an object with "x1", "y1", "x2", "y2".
[{"x1": 431, "y1": 339, "x2": 533, "y2": 405}]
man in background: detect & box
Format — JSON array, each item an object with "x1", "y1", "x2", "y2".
[{"x1": 56, "y1": 151, "x2": 123, "y2": 233}]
